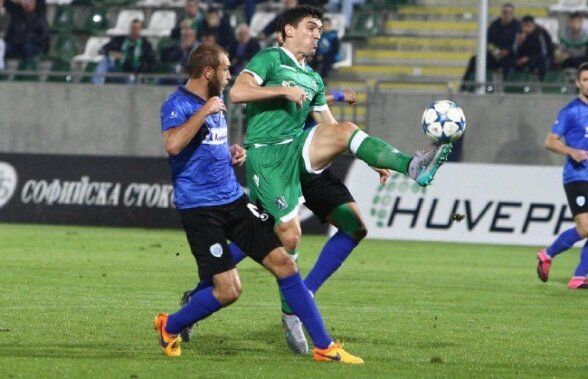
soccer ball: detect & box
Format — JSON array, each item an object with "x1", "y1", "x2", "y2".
[{"x1": 421, "y1": 100, "x2": 466, "y2": 143}]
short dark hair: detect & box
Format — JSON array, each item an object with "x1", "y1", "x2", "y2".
[
  {"x1": 131, "y1": 18, "x2": 143, "y2": 26},
  {"x1": 207, "y1": 6, "x2": 220, "y2": 15},
  {"x1": 576, "y1": 62, "x2": 588, "y2": 79},
  {"x1": 521, "y1": 15, "x2": 535, "y2": 23},
  {"x1": 186, "y1": 43, "x2": 227, "y2": 79},
  {"x1": 278, "y1": 5, "x2": 324, "y2": 41},
  {"x1": 570, "y1": 11, "x2": 582, "y2": 20}
]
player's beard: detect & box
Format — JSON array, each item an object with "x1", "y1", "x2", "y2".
[{"x1": 208, "y1": 75, "x2": 222, "y2": 98}]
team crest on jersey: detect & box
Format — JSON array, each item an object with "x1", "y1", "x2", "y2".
[
  {"x1": 209, "y1": 243, "x2": 223, "y2": 258},
  {"x1": 577, "y1": 196, "x2": 586, "y2": 207},
  {"x1": 274, "y1": 196, "x2": 288, "y2": 210},
  {"x1": 253, "y1": 174, "x2": 260, "y2": 187}
]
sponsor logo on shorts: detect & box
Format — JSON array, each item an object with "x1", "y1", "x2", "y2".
[
  {"x1": 209, "y1": 243, "x2": 223, "y2": 258},
  {"x1": 274, "y1": 196, "x2": 288, "y2": 210},
  {"x1": 0, "y1": 162, "x2": 17, "y2": 209},
  {"x1": 577, "y1": 196, "x2": 586, "y2": 207}
]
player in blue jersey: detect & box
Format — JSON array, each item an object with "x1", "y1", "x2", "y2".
[
  {"x1": 537, "y1": 62, "x2": 588, "y2": 289},
  {"x1": 154, "y1": 43, "x2": 363, "y2": 363}
]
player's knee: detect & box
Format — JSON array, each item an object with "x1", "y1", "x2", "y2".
[
  {"x1": 275, "y1": 252, "x2": 298, "y2": 278},
  {"x1": 354, "y1": 224, "x2": 368, "y2": 241},
  {"x1": 281, "y1": 232, "x2": 301, "y2": 252},
  {"x1": 216, "y1": 282, "x2": 242, "y2": 305},
  {"x1": 338, "y1": 121, "x2": 359, "y2": 143},
  {"x1": 577, "y1": 223, "x2": 588, "y2": 238}
]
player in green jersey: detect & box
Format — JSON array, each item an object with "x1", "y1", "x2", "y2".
[{"x1": 230, "y1": 5, "x2": 451, "y2": 354}]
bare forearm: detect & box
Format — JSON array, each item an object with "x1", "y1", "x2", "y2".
[
  {"x1": 230, "y1": 82, "x2": 285, "y2": 103},
  {"x1": 164, "y1": 108, "x2": 209, "y2": 155},
  {"x1": 545, "y1": 139, "x2": 572, "y2": 156}
]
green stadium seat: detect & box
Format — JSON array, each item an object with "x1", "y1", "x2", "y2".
[
  {"x1": 14, "y1": 59, "x2": 40, "y2": 82},
  {"x1": 504, "y1": 71, "x2": 532, "y2": 94},
  {"x1": 50, "y1": 33, "x2": 78, "y2": 62},
  {"x1": 364, "y1": 0, "x2": 408, "y2": 11},
  {"x1": 347, "y1": 11, "x2": 380, "y2": 38},
  {"x1": 462, "y1": 70, "x2": 494, "y2": 93},
  {"x1": 51, "y1": 6, "x2": 75, "y2": 33},
  {"x1": 46, "y1": 59, "x2": 73, "y2": 82},
  {"x1": 79, "y1": 61, "x2": 98, "y2": 83},
  {"x1": 76, "y1": 7, "x2": 109, "y2": 34},
  {"x1": 541, "y1": 70, "x2": 569, "y2": 94}
]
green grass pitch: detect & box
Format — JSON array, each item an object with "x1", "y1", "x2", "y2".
[{"x1": 1, "y1": 223, "x2": 587, "y2": 378}]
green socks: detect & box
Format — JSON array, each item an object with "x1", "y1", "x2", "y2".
[{"x1": 348, "y1": 129, "x2": 412, "y2": 173}]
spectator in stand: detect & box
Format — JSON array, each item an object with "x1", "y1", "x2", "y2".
[
  {"x1": 171, "y1": 0, "x2": 204, "y2": 41},
  {"x1": 93, "y1": 19, "x2": 157, "y2": 84},
  {"x1": 5, "y1": 0, "x2": 45, "y2": 16},
  {"x1": 309, "y1": 17, "x2": 339, "y2": 80},
  {"x1": 198, "y1": 7, "x2": 235, "y2": 52},
  {"x1": 0, "y1": 0, "x2": 11, "y2": 70},
  {"x1": 223, "y1": 0, "x2": 263, "y2": 26},
  {"x1": 554, "y1": 12, "x2": 588, "y2": 69},
  {"x1": 201, "y1": 31, "x2": 216, "y2": 46},
  {"x1": 228, "y1": 23, "x2": 260, "y2": 75},
  {"x1": 258, "y1": 0, "x2": 298, "y2": 45},
  {"x1": 326, "y1": 0, "x2": 362, "y2": 31},
  {"x1": 512, "y1": 15, "x2": 554, "y2": 80},
  {"x1": 460, "y1": 2, "x2": 520, "y2": 90},
  {"x1": 4, "y1": 0, "x2": 48, "y2": 63},
  {"x1": 162, "y1": 26, "x2": 199, "y2": 74}
]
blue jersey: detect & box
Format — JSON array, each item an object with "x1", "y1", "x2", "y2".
[
  {"x1": 552, "y1": 98, "x2": 588, "y2": 184},
  {"x1": 160, "y1": 86, "x2": 243, "y2": 209}
]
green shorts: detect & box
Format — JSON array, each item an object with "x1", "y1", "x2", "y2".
[{"x1": 245, "y1": 127, "x2": 325, "y2": 225}]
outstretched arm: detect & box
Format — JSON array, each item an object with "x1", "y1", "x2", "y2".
[{"x1": 229, "y1": 72, "x2": 306, "y2": 107}]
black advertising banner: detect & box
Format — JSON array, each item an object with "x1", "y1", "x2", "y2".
[
  {"x1": 0, "y1": 153, "x2": 180, "y2": 228},
  {"x1": 0, "y1": 153, "x2": 354, "y2": 232}
]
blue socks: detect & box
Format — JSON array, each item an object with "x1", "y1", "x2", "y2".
[
  {"x1": 304, "y1": 231, "x2": 357, "y2": 294},
  {"x1": 547, "y1": 227, "x2": 582, "y2": 258},
  {"x1": 278, "y1": 272, "x2": 332, "y2": 349},
  {"x1": 166, "y1": 287, "x2": 222, "y2": 335},
  {"x1": 574, "y1": 240, "x2": 588, "y2": 277},
  {"x1": 228, "y1": 242, "x2": 247, "y2": 265}
]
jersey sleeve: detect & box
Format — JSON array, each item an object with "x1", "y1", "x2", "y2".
[
  {"x1": 551, "y1": 108, "x2": 569, "y2": 137},
  {"x1": 242, "y1": 48, "x2": 278, "y2": 85},
  {"x1": 310, "y1": 74, "x2": 328, "y2": 112},
  {"x1": 161, "y1": 99, "x2": 190, "y2": 133}
]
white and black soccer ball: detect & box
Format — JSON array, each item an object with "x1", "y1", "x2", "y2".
[{"x1": 421, "y1": 100, "x2": 466, "y2": 143}]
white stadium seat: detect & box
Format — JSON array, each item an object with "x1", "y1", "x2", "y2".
[
  {"x1": 333, "y1": 41, "x2": 353, "y2": 69},
  {"x1": 550, "y1": 0, "x2": 588, "y2": 13},
  {"x1": 141, "y1": 10, "x2": 177, "y2": 37},
  {"x1": 106, "y1": 10, "x2": 145, "y2": 36},
  {"x1": 249, "y1": 11, "x2": 277, "y2": 37},
  {"x1": 325, "y1": 13, "x2": 346, "y2": 39},
  {"x1": 73, "y1": 36, "x2": 110, "y2": 64}
]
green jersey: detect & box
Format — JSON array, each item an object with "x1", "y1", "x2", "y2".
[{"x1": 242, "y1": 47, "x2": 327, "y2": 146}]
